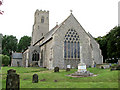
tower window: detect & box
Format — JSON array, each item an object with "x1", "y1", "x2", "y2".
[
  {"x1": 42, "y1": 33, "x2": 43, "y2": 36},
  {"x1": 41, "y1": 16, "x2": 44, "y2": 23}
]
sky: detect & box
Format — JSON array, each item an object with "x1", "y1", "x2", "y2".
[{"x1": 0, "y1": 0, "x2": 119, "y2": 41}]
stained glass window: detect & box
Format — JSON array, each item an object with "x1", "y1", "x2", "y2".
[{"x1": 64, "y1": 29, "x2": 80, "y2": 59}]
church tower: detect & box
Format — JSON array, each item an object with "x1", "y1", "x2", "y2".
[{"x1": 32, "y1": 9, "x2": 49, "y2": 45}]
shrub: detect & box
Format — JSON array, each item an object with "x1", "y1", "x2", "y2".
[{"x1": 0, "y1": 54, "x2": 10, "y2": 66}]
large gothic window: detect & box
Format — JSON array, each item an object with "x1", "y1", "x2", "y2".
[
  {"x1": 64, "y1": 29, "x2": 80, "y2": 59},
  {"x1": 32, "y1": 50, "x2": 39, "y2": 61}
]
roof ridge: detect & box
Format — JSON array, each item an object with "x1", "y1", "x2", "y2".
[{"x1": 51, "y1": 14, "x2": 72, "y2": 36}]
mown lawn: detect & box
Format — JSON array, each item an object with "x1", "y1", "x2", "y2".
[{"x1": 0, "y1": 66, "x2": 119, "y2": 88}]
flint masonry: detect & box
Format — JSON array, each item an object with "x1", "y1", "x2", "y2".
[{"x1": 22, "y1": 10, "x2": 103, "y2": 69}]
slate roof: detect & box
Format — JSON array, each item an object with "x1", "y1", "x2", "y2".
[{"x1": 12, "y1": 53, "x2": 22, "y2": 59}]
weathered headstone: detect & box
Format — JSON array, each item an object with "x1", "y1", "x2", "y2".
[
  {"x1": 32, "y1": 74, "x2": 38, "y2": 83},
  {"x1": 101, "y1": 65, "x2": 110, "y2": 69},
  {"x1": 6, "y1": 69, "x2": 20, "y2": 89},
  {"x1": 78, "y1": 63, "x2": 87, "y2": 72},
  {"x1": 70, "y1": 63, "x2": 94, "y2": 77},
  {"x1": 66, "y1": 68, "x2": 70, "y2": 72},
  {"x1": 7, "y1": 69, "x2": 16, "y2": 74},
  {"x1": 66, "y1": 65, "x2": 70, "y2": 72},
  {"x1": 54, "y1": 67, "x2": 59, "y2": 72}
]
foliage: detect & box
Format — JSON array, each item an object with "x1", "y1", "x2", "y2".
[
  {"x1": 0, "y1": 54, "x2": 10, "y2": 66},
  {"x1": 95, "y1": 36, "x2": 107, "y2": 62},
  {"x1": 1, "y1": 67, "x2": 118, "y2": 88},
  {"x1": 0, "y1": 0, "x2": 4, "y2": 15},
  {"x1": 96, "y1": 26, "x2": 120, "y2": 63},
  {"x1": 2, "y1": 35, "x2": 18, "y2": 56},
  {"x1": 17, "y1": 36, "x2": 31, "y2": 52}
]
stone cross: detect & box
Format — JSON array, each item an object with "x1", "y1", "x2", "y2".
[
  {"x1": 6, "y1": 69, "x2": 20, "y2": 89},
  {"x1": 70, "y1": 10, "x2": 73, "y2": 13},
  {"x1": 32, "y1": 74, "x2": 38, "y2": 83},
  {"x1": 80, "y1": 46, "x2": 83, "y2": 63}
]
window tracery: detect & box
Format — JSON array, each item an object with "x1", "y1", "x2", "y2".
[
  {"x1": 32, "y1": 50, "x2": 39, "y2": 61},
  {"x1": 64, "y1": 29, "x2": 80, "y2": 59}
]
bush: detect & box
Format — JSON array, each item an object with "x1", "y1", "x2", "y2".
[{"x1": 0, "y1": 54, "x2": 10, "y2": 66}]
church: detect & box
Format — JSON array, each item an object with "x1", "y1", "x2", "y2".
[{"x1": 22, "y1": 10, "x2": 103, "y2": 69}]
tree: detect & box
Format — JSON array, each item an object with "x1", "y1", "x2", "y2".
[
  {"x1": 2, "y1": 35, "x2": 18, "y2": 56},
  {"x1": 106, "y1": 26, "x2": 120, "y2": 60},
  {"x1": 96, "y1": 26, "x2": 120, "y2": 63},
  {"x1": 0, "y1": 54, "x2": 10, "y2": 66},
  {"x1": 17, "y1": 36, "x2": 31, "y2": 52},
  {"x1": 95, "y1": 36, "x2": 107, "y2": 63}
]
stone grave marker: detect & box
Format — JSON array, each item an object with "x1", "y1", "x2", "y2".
[
  {"x1": 69, "y1": 63, "x2": 94, "y2": 77},
  {"x1": 54, "y1": 67, "x2": 59, "y2": 72},
  {"x1": 66, "y1": 65, "x2": 70, "y2": 72},
  {"x1": 32, "y1": 74, "x2": 38, "y2": 83},
  {"x1": 6, "y1": 69, "x2": 20, "y2": 89},
  {"x1": 101, "y1": 65, "x2": 110, "y2": 69},
  {"x1": 78, "y1": 63, "x2": 87, "y2": 72}
]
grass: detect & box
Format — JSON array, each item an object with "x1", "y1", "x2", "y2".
[{"x1": 0, "y1": 66, "x2": 119, "y2": 88}]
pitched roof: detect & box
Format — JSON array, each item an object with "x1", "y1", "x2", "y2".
[
  {"x1": 12, "y1": 53, "x2": 22, "y2": 59},
  {"x1": 39, "y1": 14, "x2": 72, "y2": 46}
]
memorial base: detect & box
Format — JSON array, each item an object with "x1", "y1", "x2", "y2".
[{"x1": 71, "y1": 71, "x2": 94, "y2": 77}]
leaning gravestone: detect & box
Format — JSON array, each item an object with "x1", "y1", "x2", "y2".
[
  {"x1": 6, "y1": 69, "x2": 20, "y2": 89},
  {"x1": 54, "y1": 67, "x2": 59, "y2": 72},
  {"x1": 66, "y1": 65, "x2": 70, "y2": 72},
  {"x1": 32, "y1": 74, "x2": 38, "y2": 83}
]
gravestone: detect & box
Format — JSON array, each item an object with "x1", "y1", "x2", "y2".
[
  {"x1": 6, "y1": 69, "x2": 20, "y2": 89},
  {"x1": 70, "y1": 63, "x2": 94, "y2": 77},
  {"x1": 32, "y1": 74, "x2": 38, "y2": 83},
  {"x1": 7, "y1": 69, "x2": 16, "y2": 74},
  {"x1": 101, "y1": 65, "x2": 110, "y2": 69},
  {"x1": 54, "y1": 67, "x2": 59, "y2": 72},
  {"x1": 66, "y1": 65, "x2": 70, "y2": 72},
  {"x1": 78, "y1": 63, "x2": 87, "y2": 72}
]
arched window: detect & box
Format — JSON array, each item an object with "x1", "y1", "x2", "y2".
[
  {"x1": 64, "y1": 29, "x2": 80, "y2": 59},
  {"x1": 32, "y1": 50, "x2": 39, "y2": 61},
  {"x1": 41, "y1": 16, "x2": 44, "y2": 23}
]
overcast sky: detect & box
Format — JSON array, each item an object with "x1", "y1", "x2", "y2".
[{"x1": 0, "y1": 0, "x2": 119, "y2": 40}]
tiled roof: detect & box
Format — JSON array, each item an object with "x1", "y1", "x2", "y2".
[{"x1": 12, "y1": 53, "x2": 22, "y2": 59}]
